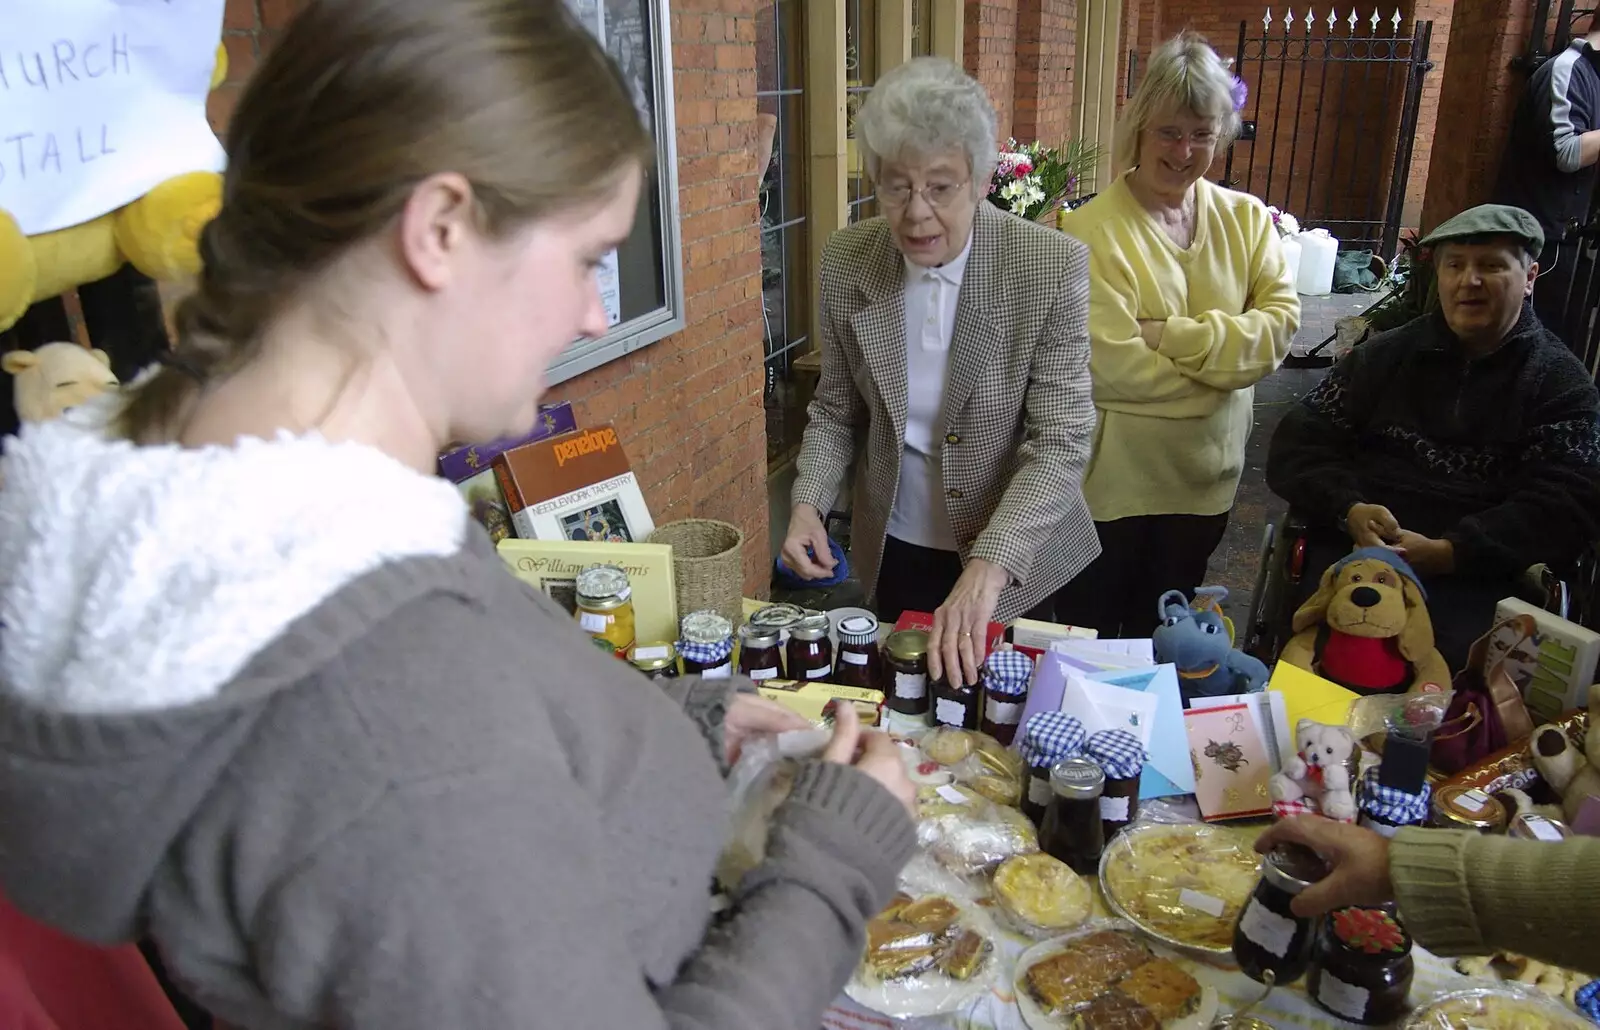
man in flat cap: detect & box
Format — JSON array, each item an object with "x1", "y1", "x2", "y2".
[{"x1": 1267, "y1": 204, "x2": 1600, "y2": 673}]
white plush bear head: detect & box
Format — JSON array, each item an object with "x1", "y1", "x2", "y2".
[{"x1": 1296, "y1": 718, "x2": 1358, "y2": 776}]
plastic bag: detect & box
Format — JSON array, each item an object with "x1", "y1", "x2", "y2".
[
  {"x1": 918, "y1": 726, "x2": 1026, "y2": 807},
  {"x1": 1098, "y1": 807, "x2": 1262, "y2": 956},
  {"x1": 1402, "y1": 986, "x2": 1593, "y2": 1030},
  {"x1": 716, "y1": 728, "x2": 831, "y2": 892},
  {"x1": 846, "y1": 856, "x2": 1002, "y2": 1019},
  {"x1": 991, "y1": 851, "x2": 1094, "y2": 939},
  {"x1": 1012, "y1": 918, "x2": 1221, "y2": 1030},
  {"x1": 915, "y1": 780, "x2": 1038, "y2": 877}
]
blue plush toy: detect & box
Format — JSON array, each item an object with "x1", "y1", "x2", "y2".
[{"x1": 1153, "y1": 586, "x2": 1270, "y2": 702}]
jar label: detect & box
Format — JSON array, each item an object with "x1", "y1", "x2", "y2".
[
  {"x1": 701, "y1": 663, "x2": 732, "y2": 680},
  {"x1": 934, "y1": 697, "x2": 967, "y2": 727},
  {"x1": 1359, "y1": 813, "x2": 1401, "y2": 839},
  {"x1": 1100, "y1": 794, "x2": 1131, "y2": 822},
  {"x1": 805, "y1": 666, "x2": 832, "y2": 680},
  {"x1": 579, "y1": 612, "x2": 610, "y2": 633},
  {"x1": 894, "y1": 671, "x2": 928, "y2": 699},
  {"x1": 841, "y1": 651, "x2": 870, "y2": 667},
  {"x1": 1179, "y1": 889, "x2": 1226, "y2": 919},
  {"x1": 984, "y1": 696, "x2": 1022, "y2": 726},
  {"x1": 936, "y1": 784, "x2": 969, "y2": 804},
  {"x1": 1028, "y1": 775, "x2": 1054, "y2": 808},
  {"x1": 1529, "y1": 818, "x2": 1564, "y2": 842},
  {"x1": 633, "y1": 645, "x2": 669, "y2": 661},
  {"x1": 1237, "y1": 896, "x2": 1296, "y2": 958},
  {"x1": 749, "y1": 668, "x2": 779, "y2": 681},
  {"x1": 1316, "y1": 970, "x2": 1370, "y2": 1022}
]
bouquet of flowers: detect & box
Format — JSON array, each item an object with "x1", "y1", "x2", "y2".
[
  {"x1": 987, "y1": 137, "x2": 1101, "y2": 223},
  {"x1": 1266, "y1": 205, "x2": 1301, "y2": 237}
]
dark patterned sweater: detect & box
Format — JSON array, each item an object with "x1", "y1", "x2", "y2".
[{"x1": 1266, "y1": 306, "x2": 1600, "y2": 579}]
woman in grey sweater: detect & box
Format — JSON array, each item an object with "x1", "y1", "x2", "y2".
[{"x1": 0, "y1": 2, "x2": 918, "y2": 1028}]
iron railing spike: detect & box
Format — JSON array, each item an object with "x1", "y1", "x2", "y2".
[{"x1": 1264, "y1": 7, "x2": 1274, "y2": 29}]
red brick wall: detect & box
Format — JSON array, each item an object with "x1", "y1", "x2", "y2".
[
  {"x1": 1421, "y1": 0, "x2": 1533, "y2": 231},
  {"x1": 965, "y1": 0, "x2": 1020, "y2": 140},
  {"x1": 1013, "y1": 0, "x2": 1076, "y2": 144},
  {"x1": 217, "y1": 0, "x2": 772, "y2": 597}
]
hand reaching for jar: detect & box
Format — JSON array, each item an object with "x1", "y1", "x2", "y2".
[{"x1": 1254, "y1": 817, "x2": 1394, "y2": 917}]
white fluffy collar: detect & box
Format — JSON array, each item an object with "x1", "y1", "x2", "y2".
[{"x1": 0, "y1": 395, "x2": 468, "y2": 714}]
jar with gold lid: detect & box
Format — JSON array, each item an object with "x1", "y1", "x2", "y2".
[
  {"x1": 576, "y1": 564, "x2": 635, "y2": 657},
  {"x1": 679, "y1": 611, "x2": 734, "y2": 678},
  {"x1": 882, "y1": 629, "x2": 931, "y2": 718},
  {"x1": 628, "y1": 641, "x2": 680, "y2": 679},
  {"x1": 1430, "y1": 784, "x2": 1509, "y2": 833}
]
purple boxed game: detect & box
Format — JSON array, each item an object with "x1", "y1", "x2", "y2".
[{"x1": 439, "y1": 403, "x2": 578, "y2": 542}]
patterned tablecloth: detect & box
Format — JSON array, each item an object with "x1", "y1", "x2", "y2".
[{"x1": 822, "y1": 883, "x2": 1471, "y2": 1030}]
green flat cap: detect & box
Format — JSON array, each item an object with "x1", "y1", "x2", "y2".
[{"x1": 1418, "y1": 203, "x2": 1543, "y2": 254}]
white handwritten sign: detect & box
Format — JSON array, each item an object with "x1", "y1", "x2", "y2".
[{"x1": 0, "y1": 0, "x2": 227, "y2": 236}]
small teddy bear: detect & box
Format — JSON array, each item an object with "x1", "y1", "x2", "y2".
[{"x1": 1270, "y1": 718, "x2": 1360, "y2": 822}]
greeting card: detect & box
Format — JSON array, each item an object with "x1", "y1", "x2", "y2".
[{"x1": 1185, "y1": 703, "x2": 1274, "y2": 821}]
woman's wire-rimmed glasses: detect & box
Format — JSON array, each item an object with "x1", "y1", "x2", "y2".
[{"x1": 875, "y1": 181, "x2": 970, "y2": 209}]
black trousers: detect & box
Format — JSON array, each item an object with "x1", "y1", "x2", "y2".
[
  {"x1": 1295, "y1": 531, "x2": 1512, "y2": 675},
  {"x1": 874, "y1": 536, "x2": 966, "y2": 623},
  {"x1": 1052, "y1": 512, "x2": 1230, "y2": 639}
]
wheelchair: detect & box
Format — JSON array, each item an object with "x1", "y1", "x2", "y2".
[{"x1": 1241, "y1": 509, "x2": 1599, "y2": 664}]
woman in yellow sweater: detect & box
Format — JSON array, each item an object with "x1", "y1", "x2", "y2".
[{"x1": 1057, "y1": 32, "x2": 1299, "y2": 638}]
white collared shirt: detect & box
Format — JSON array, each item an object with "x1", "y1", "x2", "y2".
[{"x1": 886, "y1": 234, "x2": 973, "y2": 552}]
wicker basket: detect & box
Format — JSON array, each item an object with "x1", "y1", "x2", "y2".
[{"x1": 647, "y1": 519, "x2": 745, "y2": 631}]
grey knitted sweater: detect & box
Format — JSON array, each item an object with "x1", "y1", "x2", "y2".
[{"x1": 0, "y1": 400, "x2": 917, "y2": 1029}]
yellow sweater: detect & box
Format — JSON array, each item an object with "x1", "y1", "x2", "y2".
[{"x1": 1060, "y1": 174, "x2": 1299, "y2": 521}]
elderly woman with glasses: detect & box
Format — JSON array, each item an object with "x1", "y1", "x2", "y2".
[
  {"x1": 1054, "y1": 32, "x2": 1300, "y2": 639},
  {"x1": 781, "y1": 57, "x2": 1099, "y2": 689}
]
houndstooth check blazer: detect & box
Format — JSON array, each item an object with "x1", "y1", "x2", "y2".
[{"x1": 791, "y1": 201, "x2": 1101, "y2": 620}]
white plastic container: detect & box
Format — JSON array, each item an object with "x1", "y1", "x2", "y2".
[
  {"x1": 1279, "y1": 233, "x2": 1303, "y2": 287},
  {"x1": 1296, "y1": 227, "x2": 1338, "y2": 297}
]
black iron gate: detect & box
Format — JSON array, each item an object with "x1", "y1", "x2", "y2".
[{"x1": 1224, "y1": 8, "x2": 1434, "y2": 259}]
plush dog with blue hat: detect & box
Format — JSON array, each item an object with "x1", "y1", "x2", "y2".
[
  {"x1": 1152, "y1": 586, "x2": 1269, "y2": 702},
  {"x1": 1279, "y1": 547, "x2": 1451, "y2": 694}
]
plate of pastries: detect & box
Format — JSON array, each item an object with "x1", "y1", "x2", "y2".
[
  {"x1": 847, "y1": 891, "x2": 1000, "y2": 1017},
  {"x1": 1014, "y1": 923, "x2": 1220, "y2": 1030}
]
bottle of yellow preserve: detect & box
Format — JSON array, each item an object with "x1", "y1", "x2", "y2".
[{"x1": 575, "y1": 564, "x2": 635, "y2": 657}]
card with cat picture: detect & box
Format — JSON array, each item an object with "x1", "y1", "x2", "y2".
[{"x1": 1184, "y1": 703, "x2": 1274, "y2": 822}]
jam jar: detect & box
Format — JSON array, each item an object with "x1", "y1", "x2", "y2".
[
  {"x1": 628, "y1": 642, "x2": 679, "y2": 679},
  {"x1": 1307, "y1": 907, "x2": 1414, "y2": 1025},
  {"x1": 930, "y1": 663, "x2": 981, "y2": 731},
  {"x1": 1039, "y1": 757, "x2": 1105, "y2": 875},
  {"x1": 1085, "y1": 729, "x2": 1145, "y2": 842},
  {"x1": 1019, "y1": 713, "x2": 1088, "y2": 827},
  {"x1": 679, "y1": 611, "x2": 735, "y2": 678},
  {"x1": 882, "y1": 629, "x2": 931, "y2": 725},
  {"x1": 1357, "y1": 766, "x2": 1432, "y2": 838},
  {"x1": 737, "y1": 624, "x2": 784, "y2": 682},
  {"x1": 575, "y1": 564, "x2": 635, "y2": 657},
  {"x1": 978, "y1": 644, "x2": 1031, "y2": 745},
  {"x1": 749, "y1": 603, "x2": 807, "y2": 644},
  {"x1": 1232, "y1": 842, "x2": 1330, "y2": 986},
  {"x1": 833, "y1": 615, "x2": 884, "y2": 692},
  {"x1": 786, "y1": 615, "x2": 835, "y2": 682},
  {"x1": 1430, "y1": 784, "x2": 1509, "y2": 833}
]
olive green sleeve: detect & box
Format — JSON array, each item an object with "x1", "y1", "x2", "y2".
[{"x1": 1389, "y1": 827, "x2": 1600, "y2": 975}]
